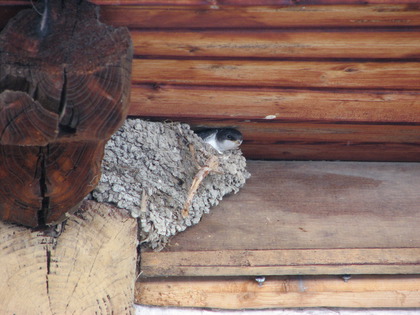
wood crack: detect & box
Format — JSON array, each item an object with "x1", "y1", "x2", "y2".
[{"x1": 37, "y1": 146, "x2": 50, "y2": 227}]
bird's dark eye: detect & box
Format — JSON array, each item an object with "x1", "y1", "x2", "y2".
[{"x1": 227, "y1": 135, "x2": 234, "y2": 140}]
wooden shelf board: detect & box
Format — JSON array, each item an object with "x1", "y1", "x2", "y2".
[
  {"x1": 141, "y1": 160, "x2": 420, "y2": 277},
  {"x1": 135, "y1": 275, "x2": 420, "y2": 308}
]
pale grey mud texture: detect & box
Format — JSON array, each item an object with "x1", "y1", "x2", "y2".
[{"x1": 92, "y1": 119, "x2": 250, "y2": 250}]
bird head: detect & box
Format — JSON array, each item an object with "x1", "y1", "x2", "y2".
[{"x1": 216, "y1": 128, "x2": 243, "y2": 152}]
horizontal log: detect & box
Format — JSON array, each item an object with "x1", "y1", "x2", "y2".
[
  {"x1": 136, "y1": 275, "x2": 420, "y2": 308},
  {"x1": 0, "y1": 0, "x2": 418, "y2": 6},
  {"x1": 175, "y1": 120, "x2": 420, "y2": 161},
  {"x1": 133, "y1": 30, "x2": 420, "y2": 59},
  {"x1": 240, "y1": 142, "x2": 420, "y2": 161},
  {"x1": 6, "y1": 1, "x2": 418, "y2": 5},
  {"x1": 100, "y1": 5, "x2": 420, "y2": 29},
  {"x1": 130, "y1": 85, "x2": 420, "y2": 160},
  {"x1": 130, "y1": 85, "x2": 420, "y2": 123},
  {"x1": 133, "y1": 59, "x2": 420, "y2": 89},
  {"x1": 88, "y1": 1, "x2": 420, "y2": 5},
  {"x1": 4, "y1": 5, "x2": 420, "y2": 29},
  {"x1": 132, "y1": 120, "x2": 420, "y2": 162}
]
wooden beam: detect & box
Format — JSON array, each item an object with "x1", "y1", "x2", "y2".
[
  {"x1": 240, "y1": 142, "x2": 420, "y2": 161},
  {"x1": 99, "y1": 5, "x2": 420, "y2": 29},
  {"x1": 94, "y1": 1, "x2": 420, "y2": 5},
  {"x1": 133, "y1": 60, "x2": 420, "y2": 89},
  {"x1": 140, "y1": 161, "x2": 420, "y2": 276},
  {"x1": 129, "y1": 84, "x2": 420, "y2": 161},
  {"x1": 4, "y1": 4, "x2": 420, "y2": 29},
  {"x1": 135, "y1": 275, "x2": 420, "y2": 308},
  {"x1": 141, "y1": 248, "x2": 420, "y2": 277},
  {"x1": 132, "y1": 31, "x2": 420, "y2": 59},
  {"x1": 130, "y1": 85, "x2": 420, "y2": 123}
]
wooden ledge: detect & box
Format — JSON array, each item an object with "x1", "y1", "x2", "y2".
[
  {"x1": 141, "y1": 248, "x2": 420, "y2": 277},
  {"x1": 140, "y1": 160, "x2": 420, "y2": 277},
  {"x1": 137, "y1": 160, "x2": 420, "y2": 309},
  {"x1": 136, "y1": 275, "x2": 420, "y2": 309}
]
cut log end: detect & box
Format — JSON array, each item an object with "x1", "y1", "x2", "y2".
[
  {"x1": 0, "y1": 200, "x2": 138, "y2": 314},
  {"x1": 0, "y1": 0, "x2": 133, "y2": 227}
]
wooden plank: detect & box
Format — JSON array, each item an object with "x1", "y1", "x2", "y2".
[
  {"x1": 140, "y1": 161, "x2": 420, "y2": 276},
  {"x1": 240, "y1": 142, "x2": 420, "y2": 161},
  {"x1": 136, "y1": 275, "x2": 420, "y2": 308},
  {"x1": 127, "y1": 119, "x2": 420, "y2": 161},
  {"x1": 88, "y1": 1, "x2": 420, "y2": 5},
  {"x1": 189, "y1": 121, "x2": 420, "y2": 161},
  {"x1": 130, "y1": 85, "x2": 420, "y2": 123},
  {"x1": 100, "y1": 5, "x2": 420, "y2": 29},
  {"x1": 3, "y1": 1, "x2": 420, "y2": 6},
  {"x1": 129, "y1": 85, "x2": 420, "y2": 160},
  {"x1": 133, "y1": 30, "x2": 420, "y2": 59},
  {"x1": 4, "y1": 5, "x2": 420, "y2": 29},
  {"x1": 133, "y1": 59, "x2": 420, "y2": 89},
  {"x1": 141, "y1": 248, "x2": 420, "y2": 277}
]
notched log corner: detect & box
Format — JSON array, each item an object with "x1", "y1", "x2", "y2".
[{"x1": 0, "y1": 0, "x2": 133, "y2": 227}]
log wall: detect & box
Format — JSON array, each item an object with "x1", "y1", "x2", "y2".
[{"x1": 2, "y1": 1, "x2": 420, "y2": 161}]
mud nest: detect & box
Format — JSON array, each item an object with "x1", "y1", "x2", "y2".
[{"x1": 92, "y1": 119, "x2": 250, "y2": 249}]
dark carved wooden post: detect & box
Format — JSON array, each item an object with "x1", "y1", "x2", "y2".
[{"x1": 0, "y1": 0, "x2": 133, "y2": 227}]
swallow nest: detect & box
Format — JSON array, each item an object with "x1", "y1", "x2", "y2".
[{"x1": 92, "y1": 119, "x2": 250, "y2": 250}]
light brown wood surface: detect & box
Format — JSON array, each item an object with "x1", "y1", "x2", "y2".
[
  {"x1": 0, "y1": 201, "x2": 138, "y2": 314},
  {"x1": 70, "y1": 1, "x2": 420, "y2": 5},
  {"x1": 141, "y1": 248, "x2": 420, "y2": 277},
  {"x1": 133, "y1": 60, "x2": 420, "y2": 89},
  {"x1": 100, "y1": 5, "x2": 420, "y2": 28},
  {"x1": 130, "y1": 85, "x2": 420, "y2": 122},
  {"x1": 141, "y1": 160, "x2": 420, "y2": 277},
  {"x1": 136, "y1": 275, "x2": 420, "y2": 308},
  {"x1": 133, "y1": 31, "x2": 420, "y2": 59},
  {"x1": 6, "y1": 4, "x2": 420, "y2": 28}
]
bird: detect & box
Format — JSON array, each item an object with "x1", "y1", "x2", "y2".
[{"x1": 196, "y1": 128, "x2": 243, "y2": 153}]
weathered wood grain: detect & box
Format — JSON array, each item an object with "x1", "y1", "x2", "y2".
[
  {"x1": 133, "y1": 59, "x2": 420, "y2": 89},
  {"x1": 141, "y1": 248, "x2": 420, "y2": 277},
  {"x1": 83, "y1": 0, "x2": 420, "y2": 5},
  {"x1": 0, "y1": 141, "x2": 105, "y2": 227},
  {"x1": 136, "y1": 275, "x2": 420, "y2": 308},
  {"x1": 0, "y1": 201, "x2": 137, "y2": 314},
  {"x1": 3, "y1": 3, "x2": 420, "y2": 162},
  {"x1": 130, "y1": 85, "x2": 420, "y2": 122},
  {"x1": 130, "y1": 85, "x2": 420, "y2": 160},
  {"x1": 4, "y1": 4, "x2": 420, "y2": 29},
  {"x1": 240, "y1": 142, "x2": 420, "y2": 161},
  {"x1": 0, "y1": 0, "x2": 133, "y2": 227},
  {"x1": 7, "y1": 1, "x2": 420, "y2": 5},
  {"x1": 133, "y1": 31, "x2": 420, "y2": 59},
  {"x1": 141, "y1": 161, "x2": 420, "y2": 276},
  {"x1": 99, "y1": 5, "x2": 420, "y2": 29},
  {"x1": 0, "y1": 91, "x2": 59, "y2": 146}
]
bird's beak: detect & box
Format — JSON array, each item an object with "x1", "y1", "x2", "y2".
[{"x1": 236, "y1": 140, "x2": 243, "y2": 145}]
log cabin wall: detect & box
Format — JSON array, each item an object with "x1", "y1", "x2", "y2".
[{"x1": 2, "y1": 1, "x2": 420, "y2": 161}]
